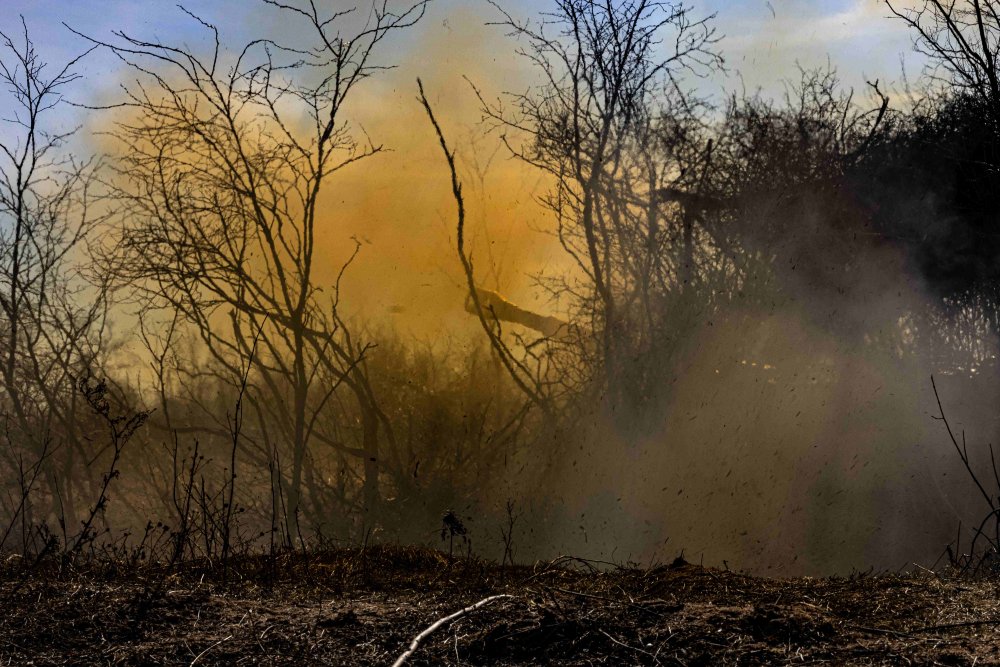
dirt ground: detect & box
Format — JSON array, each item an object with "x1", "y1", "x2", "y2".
[{"x1": 3, "y1": 545, "x2": 1000, "y2": 665}]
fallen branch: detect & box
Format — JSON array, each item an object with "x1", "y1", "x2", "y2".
[
  {"x1": 598, "y1": 629, "x2": 661, "y2": 662},
  {"x1": 847, "y1": 623, "x2": 915, "y2": 638},
  {"x1": 544, "y1": 585, "x2": 677, "y2": 616},
  {"x1": 189, "y1": 635, "x2": 233, "y2": 666},
  {"x1": 391, "y1": 594, "x2": 513, "y2": 667},
  {"x1": 914, "y1": 618, "x2": 1000, "y2": 633}
]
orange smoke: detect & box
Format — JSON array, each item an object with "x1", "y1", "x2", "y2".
[{"x1": 310, "y1": 5, "x2": 567, "y2": 340}]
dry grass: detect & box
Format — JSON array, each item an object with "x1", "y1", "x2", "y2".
[{"x1": 2, "y1": 545, "x2": 1000, "y2": 665}]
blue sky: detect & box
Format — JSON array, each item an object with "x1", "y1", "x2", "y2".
[
  {"x1": 0, "y1": 1, "x2": 929, "y2": 167},
  {"x1": 3, "y1": 0, "x2": 921, "y2": 106},
  {"x1": 701, "y1": 0, "x2": 921, "y2": 96}
]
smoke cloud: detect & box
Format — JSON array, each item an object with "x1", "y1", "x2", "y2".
[{"x1": 64, "y1": 0, "x2": 1000, "y2": 577}]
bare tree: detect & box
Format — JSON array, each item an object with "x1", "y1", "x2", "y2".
[
  {"x1": 0, "y1": 19, "x2": 113, "y2": 537},
  {"x1": 887, "y1": 0, "x2": 1000, "y2": 125},
  {"x1": 472, "y1": 1, "x2": 722, "y2": 408},
  {"x1": 86, "y1": 0, "x2": 428, "y2": 535}
]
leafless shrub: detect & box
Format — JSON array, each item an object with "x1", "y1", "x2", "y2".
[
  {"x1": 68, "y1": 375, "x2": 150, "y2": 560},
  {"x1": 931, "y1": 377, "x2": 1000, "y2": 575},
  {"x1": 0, "y1": 18, "x2": 115, "y2": 548},
  {"x1": 470, "y1": 0, "x2": 723, "y2": 412},
  {"x1": 500, "y1": 498, "x2": 520, "y2": 568},
  {"x1": 76, "y1": 0, "x2": 428, "y2": 539}
]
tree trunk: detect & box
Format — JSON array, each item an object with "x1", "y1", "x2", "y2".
[
  {"x1": 287, "y1": 324, "x2": 309, "y2": 538},
  {"x1": 360, "y1": 401, "x2": 380, "y2": 531}
]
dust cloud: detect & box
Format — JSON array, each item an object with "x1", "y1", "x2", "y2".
[
  {"x1": 72, "y1": 1, "x2": 1000, "y2": 577},
  {"x1": 472, "y1": 199, "x2": 1000, "y2": 576}
]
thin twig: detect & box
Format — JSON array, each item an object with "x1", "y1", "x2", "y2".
[
  {"x1": 932, "y1": 376, "x2": 995, "y2": 510},
  {"x1": 189, "y1": 634, "x2": 233, "y2": 666},
  {"x1": 543, "y1": 585, "x2": 676, "y2": 616},
  {"x1": 914, "y1": 618, "x2": 1000, "y2": 633},
  {"x1": 599, "y1": 629, "x2": 661, "y2": 663},
  {"x1": 847, "y1": 623, "x2": 916, "y2": 638},
  {"x1": 391, "y1": 594, "x2": 513, "y2": 667}
]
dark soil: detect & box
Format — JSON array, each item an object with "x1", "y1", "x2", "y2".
[{"x1": 3, "y1": 545, "x2": 1000, "y2": 665}]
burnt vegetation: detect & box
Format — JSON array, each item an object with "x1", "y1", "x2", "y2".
[{"x1": 6, "y1": 0, "x2": 1000, "y2": 663}]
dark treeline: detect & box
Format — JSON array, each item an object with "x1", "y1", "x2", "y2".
[{"x1": 4, "y1": 0, "x2": 1000, "y2": 575}]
